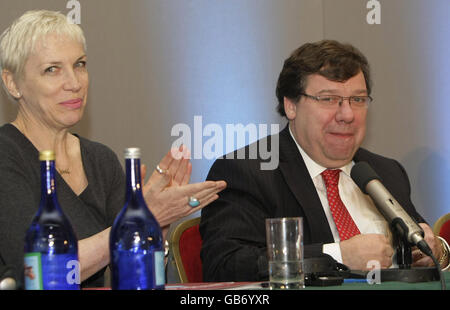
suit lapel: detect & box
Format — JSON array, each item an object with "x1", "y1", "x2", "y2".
[{"x1": 278, "y1": 126, "x2": 334, "y2": 243}]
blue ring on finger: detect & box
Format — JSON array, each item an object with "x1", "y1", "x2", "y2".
[{"x1": 188, "y1": 196, "x2": 200, "y2": 208}]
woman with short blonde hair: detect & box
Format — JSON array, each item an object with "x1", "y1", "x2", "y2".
[
  {"x1": 0, "y1": 10, "x2": 86, "y2": 99},
  {"x1": 0, "y1": 10, "x2": 226, "y2": 288}
]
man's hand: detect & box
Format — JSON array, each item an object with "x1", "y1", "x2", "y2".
[
  {"x1": 411, "y1": 223, "x2": 443, "y2": 267},
  {"x1": 340, "y1": 234, "x2": 394, "y2": 270}
]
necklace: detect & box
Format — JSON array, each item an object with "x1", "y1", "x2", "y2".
[{"x1": 58, "y1": 168, "x2": 71, "y2": 175}]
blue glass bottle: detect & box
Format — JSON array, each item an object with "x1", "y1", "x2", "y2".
[
  {"x1": 110, "y1": 148, "x2": 165, "y2": 290},
  {"x1": 24, "y1": 150, "x2": 80, "y2": 290}
]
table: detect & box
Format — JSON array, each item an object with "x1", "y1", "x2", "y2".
[{"x1": 165, "y1": 270, "x2": 450, "y2": 290}]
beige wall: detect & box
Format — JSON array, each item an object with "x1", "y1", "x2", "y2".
[
  {"x1": 0, "y1": 0, "x2": 322, "y2": 180},
  {"x1": 1, "y1": 1, "x2": 449, "y2": 226}
]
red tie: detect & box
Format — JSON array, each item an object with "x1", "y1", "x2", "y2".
[{"x1": 321, "y1": 169, "x2": 360, "y2": 241}]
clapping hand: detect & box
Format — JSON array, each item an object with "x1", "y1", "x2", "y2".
[{"x1": 141, "y1": 145, "x2": 226, "y2": 229}]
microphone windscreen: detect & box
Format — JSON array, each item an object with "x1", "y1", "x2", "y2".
[{"x1": 350, "y1": 161, "x2": 381, "y2": 194}]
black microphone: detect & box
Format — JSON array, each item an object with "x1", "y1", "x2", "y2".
[{"x1": 350, "y1": 161, "x2": 432, "y2": 257}]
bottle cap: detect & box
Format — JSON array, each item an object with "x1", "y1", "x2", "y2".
[
  {"x1": 124, "y1": 147, "x2": 141, "y2": 159},
  {"x1": 39, "y1": 150, "x2": 55, "y2": 161}
]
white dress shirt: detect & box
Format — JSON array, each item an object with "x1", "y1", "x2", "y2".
[{"x1": 289, "y1": 127, "x2": 389, "y2": 263}]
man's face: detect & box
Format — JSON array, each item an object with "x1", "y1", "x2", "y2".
[{"x1": 285, "y1": 71, "x2": 368, "y2": 168}]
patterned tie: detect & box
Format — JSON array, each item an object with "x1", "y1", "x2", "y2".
[{"x1": 321, "y1": 169, "x2": 360, "y2": 241}]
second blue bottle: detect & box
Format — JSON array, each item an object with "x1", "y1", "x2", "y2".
[{"x1": 110, "y1": 148, "x2": 165, "y2": 290}]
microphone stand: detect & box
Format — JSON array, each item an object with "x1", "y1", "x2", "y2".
[
  {"x1": 393, "y1": 232, "x2": 412, "y2": 269},
  {"x1": 379, "y1": 227, "x2": 440, "y2": 284},
  {"x1": 350, "y1": 161, "x2": 445, "y2": 289}
]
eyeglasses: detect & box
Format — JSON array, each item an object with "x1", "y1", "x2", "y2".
[{"x1": 300, "y1": 93, "x2": 373, "y2": 109}]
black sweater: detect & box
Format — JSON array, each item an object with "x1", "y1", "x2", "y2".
[{"x1": 0, "y1": 124, "x2": 125, "y2": 288}]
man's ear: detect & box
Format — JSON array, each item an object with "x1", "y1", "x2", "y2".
[
  {"x1": 1, "y1": 69, "x2": 21, "y2": 99},
  {"x1": 284, "y1": 97, "x2": 297, "y2": 120}
]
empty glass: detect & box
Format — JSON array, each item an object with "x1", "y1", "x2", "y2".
[{"x1": 265, "y1": 217, "x2": 304, "y2": 289}]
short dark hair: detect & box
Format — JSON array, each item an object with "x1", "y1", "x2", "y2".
[{"x1": 275, "y1": 40, "x2": 372, "y2": 117}]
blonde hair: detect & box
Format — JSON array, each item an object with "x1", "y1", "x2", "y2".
[{"x1": 0, "y1": 10, "x2": 86, "y2": 98}]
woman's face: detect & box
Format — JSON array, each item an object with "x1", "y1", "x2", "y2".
[{"x1": 16, "y1": 34, "x2": 88, "y2": 130}]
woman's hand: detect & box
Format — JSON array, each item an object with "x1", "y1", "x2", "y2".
[{"x1": 141, "y1": 145, "x2": 226, "y2": 228}]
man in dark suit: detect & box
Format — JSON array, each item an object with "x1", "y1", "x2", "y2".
[{"x1": 200, "y1": 40, "x2": 449, "y2": 282}]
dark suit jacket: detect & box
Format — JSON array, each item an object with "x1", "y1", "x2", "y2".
[{"x1": 200, "y1": 125, "x2": 425, "y2": 282}]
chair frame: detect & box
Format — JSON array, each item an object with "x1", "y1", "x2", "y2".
[
  {"x1": 169, "y1": 217, "x2": 201, "y2": 283},
  {"x1": 433, "y1": 213, "x2": 450, "y2": 236}
]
